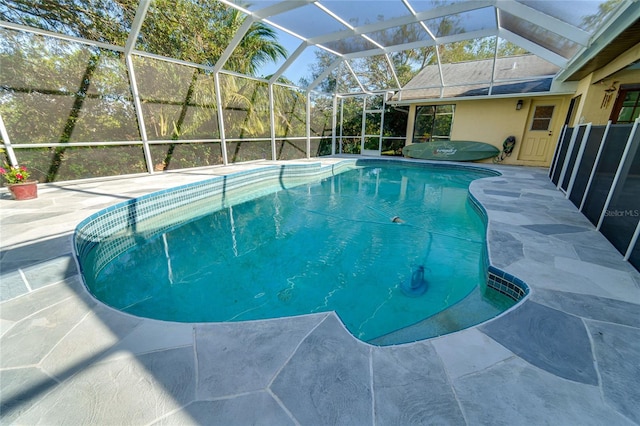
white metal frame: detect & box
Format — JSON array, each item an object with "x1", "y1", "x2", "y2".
[
  {"x1": 564, "y1": 123, "x2": 592, "y2": 199},
  {"x1": 0, "y1": 115, "x2": 18, "y2": 166},
  {"x1": 549, "y1": 124, "x2": 568, "y2": 179},
  {"x1": 553, "y1": 118, "x2": 640, "y2": 267},
  {"x1": 626, "y1": 221, "x2": 640, "y2": 261},
  {"x1": 0, "y1": 14, "x2": 335, "y2": 171},
  {"x1": 0, "y1": 0, "x2": 637, "y2": 177},
  {"x1": 556, "y1": 123, "x2": 586, "y2": 192},
  {"x1": 578, "y1": 121, "x2": 611, "y2": 211}
]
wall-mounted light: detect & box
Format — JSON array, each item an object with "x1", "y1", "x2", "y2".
[{"x1": 516, "y1": 99, "x2": 523, "y2": 110}]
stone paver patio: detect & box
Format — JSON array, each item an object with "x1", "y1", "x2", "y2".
[{"x1": 1, "y1": 157, "x2": 639, "y2": 425}]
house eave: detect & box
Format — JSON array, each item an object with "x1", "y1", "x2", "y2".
[{"x1": 388, "y1": 90, "x2": 576, "y2": 106}]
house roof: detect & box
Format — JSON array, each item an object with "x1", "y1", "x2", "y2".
[{"x1": 394, "y1": 54, "x2": 559, "y2": 101}]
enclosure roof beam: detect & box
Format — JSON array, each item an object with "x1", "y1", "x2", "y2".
[
  {"x1": 269, "y1": 42, "x2": 308, "y2": 84},
  {"x1": 307, "y1": 58, "x2": 342, "y2": 92},
  {"x1": 498, "y1": 28, "x2": 568, "y2": 68},
  {"x1": 0, "y1": 20, "x2": 123, "y2": 52},
  {"x1": 124, "y1": 0, "x2": 151, "y2": 55},
  {"x1": 496, "y1": 0, "x2": 591, "y2": 46},
  {"x1": 212, "y1": 17, "x2": 255, "y2": 74},
  {"x1": 307, "y1": 0, "x2": 493, "y2": 45}
]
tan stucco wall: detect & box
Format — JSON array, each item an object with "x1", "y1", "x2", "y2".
[
  {"x1": 572, "y1": 68, "x2": 640, "y2": 126},
  {"x1": 451, "y1": 98, "x2": 532, "y2": 165},
  {"x1": 405, "y1": 95, "x2": 570, "y2": 167},
  {"x1": 570, "y1": 42, "x2": 640, "y2": 126},
  {"x1": 401, "y1": 43, "x2": 640, "y2": 168}
]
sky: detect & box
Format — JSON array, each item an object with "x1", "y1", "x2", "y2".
[
  {"x1": 255, "y1": 27, "x2": 320, "y2": 85},
  {"x1": 243, "y1": 0, "x2": 612, "y2": 87}
]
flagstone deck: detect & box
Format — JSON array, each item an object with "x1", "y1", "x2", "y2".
[{"x1": 1, "y1": 158, "x2": 639, "y2": 425}]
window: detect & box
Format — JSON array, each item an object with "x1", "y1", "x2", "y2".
[
  {"x1": 413, "y1": 105, "x2": 455, "y2": 142},
  {"x1": 611, "y1": 86, "x2": 640, "y2": 124},
  {"x1": 530, "y1": 105, "x2": 555, "y2": 131}
]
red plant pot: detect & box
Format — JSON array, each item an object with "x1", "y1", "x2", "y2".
[{"x1": 8, "y1": 181, "x2": 38, "y2": 200}]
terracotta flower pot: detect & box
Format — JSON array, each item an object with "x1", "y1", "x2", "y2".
[{"x1": 8, "y1": 181, "x2": 38, "y2": 200}]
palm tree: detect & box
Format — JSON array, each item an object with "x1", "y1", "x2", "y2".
[
  {"x1": 135, "y1": 0, "x2": 287, "y2": 75},
  {"x1": 1, "y1": 0, "x2": 289, "y2": 177},
  {"x1": 224, "y1": 9, "x2": 288, "y2": 75},
  {"x1": 1, "y1": 0, "x2": 288, "y2": 74}
]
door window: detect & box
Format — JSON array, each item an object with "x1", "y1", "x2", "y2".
[{"x1": 530, "y1": 105, "x2": 555, "y2": 131}]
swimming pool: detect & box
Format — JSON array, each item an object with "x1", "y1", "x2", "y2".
[{"x1": 75, "y1": 159, "x2": 528, "y2": 345}]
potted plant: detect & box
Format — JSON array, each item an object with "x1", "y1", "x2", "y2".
[{"x1": 0, "y1": 165, "x2": 38, "y2": 200}]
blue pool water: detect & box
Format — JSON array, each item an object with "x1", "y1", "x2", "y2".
[{"x1": 84, "y1": 163, "x2": 515, "y2": 343}]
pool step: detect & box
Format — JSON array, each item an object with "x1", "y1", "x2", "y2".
[{"x1": 368, "y1": 285, "x2": 511, "y2": 346}]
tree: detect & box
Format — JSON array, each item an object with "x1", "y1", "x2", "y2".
[
  {"x1": 0, "y1": 0, "x2": 288, "y2": 75},
  {"x1": 0, "y1": 0, "x2": 289, "y2": 179},
  {"x1": 581, "y1": 0, "x2": 623, "y2": 32},
  {"x1": 137, "y1": 1, "x2": 287, "y2": 75}
]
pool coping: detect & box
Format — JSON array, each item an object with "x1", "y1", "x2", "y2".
[{"x1": 1, "y1": 156, "x2": 639, "y2": 425}]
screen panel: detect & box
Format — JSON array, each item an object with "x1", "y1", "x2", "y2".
[
  {"x1": 220, "y1": 74, "x2": 270, "y2": 139},
  {"x1": 581, "y1": 124, "x2": 633, "y2": 226},
  {"x1": 9, "y1": 145, "x2": 147, "y2": 183},
  {"x1": 133, "y1": 56, "x2": 219, "y2": 141},
  {"x1": 226, "y1": 140, "x2": 272, "y2": 163},
  {"x1": 275, "y1": 139, "x2": 307, "y2": 160},
  {"x1": 599, "y1": 128, "x2": 640, "y2": 255},
  {"x1": 0, "y1": 29, "x2": 139, "y2": 145},
  {"x1": 551, "y1": 127, "x2": 573, "y2": 185},
  {"x1": 0, "y1": 0, "x2": 134, "y2": 46},
  {"x1": 560, "y1": 125, "x2": 586, "y2": 191},
  {"x1": 568, "y1": 126, "x2": 605, "y2": 207},
  {"x1": 273, "y1": 85, "x2": 307, "y2": 138},
  {"x1": 149, "y1": 142, "x2": 223, "y2": 171}
]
